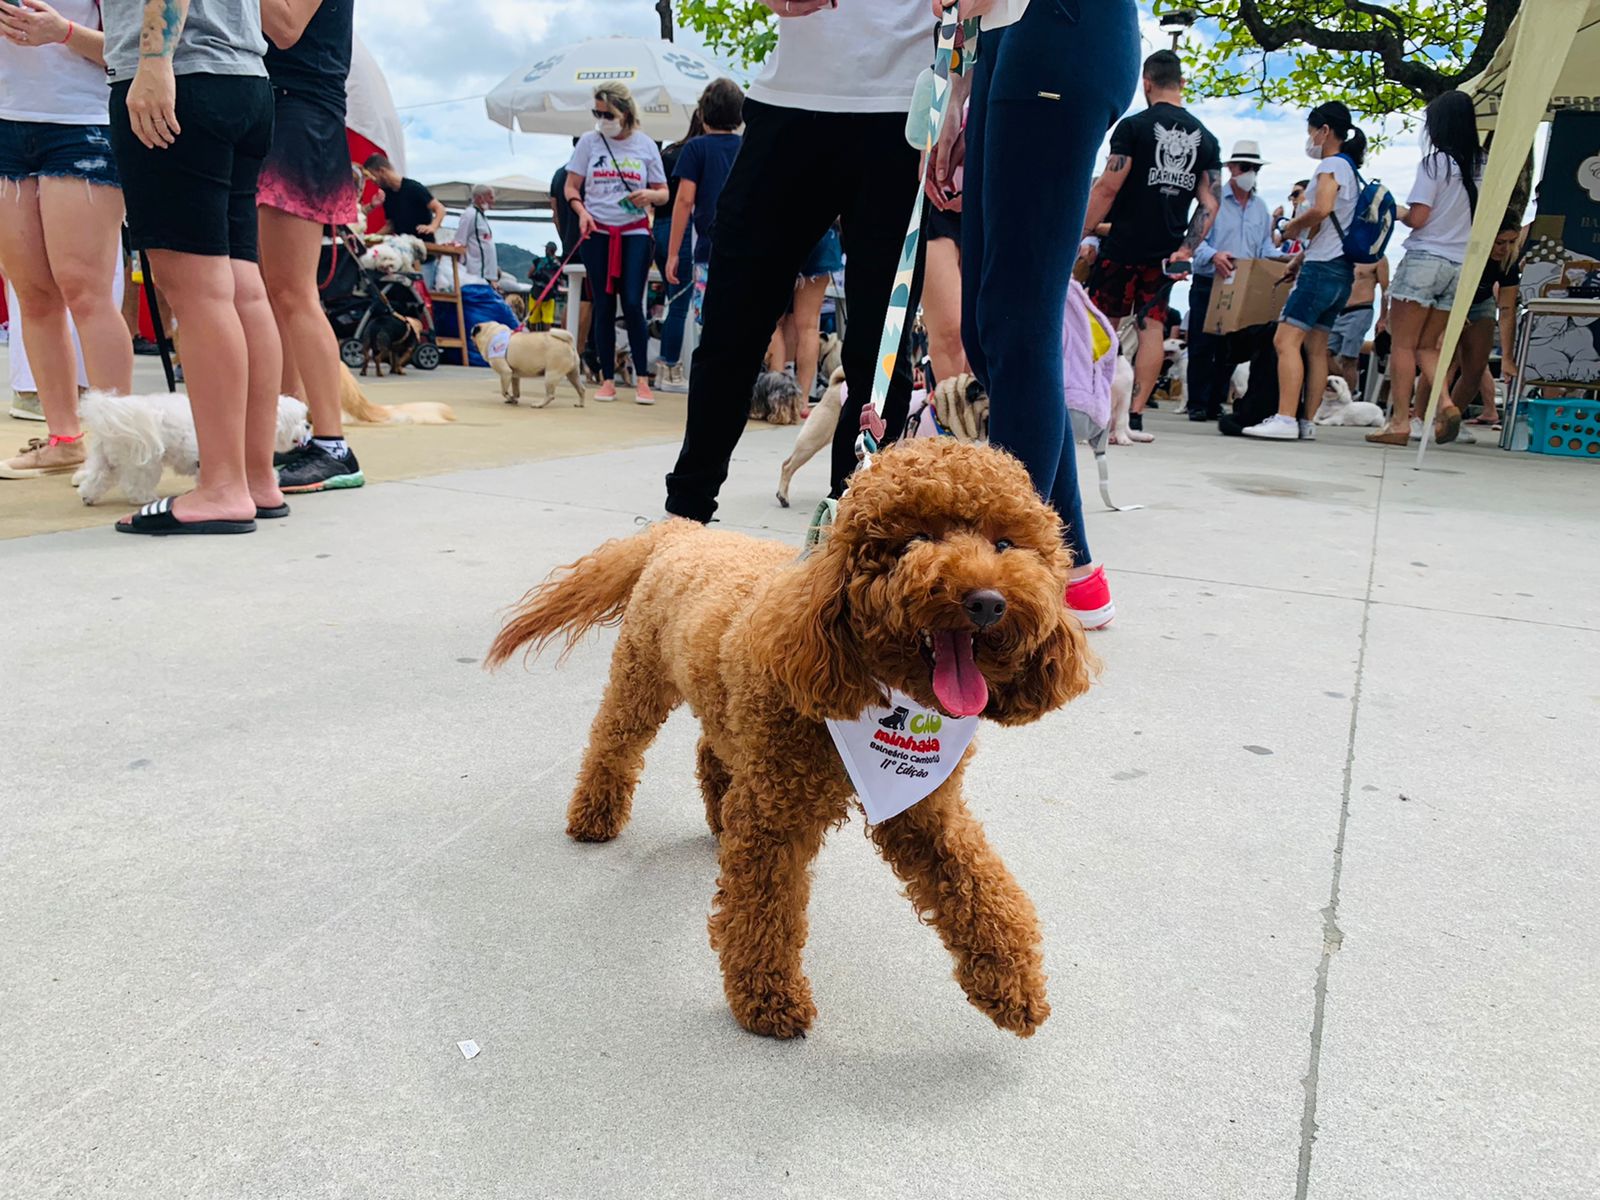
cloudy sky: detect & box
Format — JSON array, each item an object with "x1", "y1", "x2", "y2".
[{"x1": 357, "y1": 0, "x2": 1466, "y2": 290}]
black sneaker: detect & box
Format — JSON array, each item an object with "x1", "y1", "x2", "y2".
[
  {"x1": 277, "y1": 441, "x2": 364, "y2": 493},
  {"x1": 274, "y1": 441, "x2": 312, "y2": 469},
  {"x1": 132, "y1": 337, "x2": 161, "y2": 356}
]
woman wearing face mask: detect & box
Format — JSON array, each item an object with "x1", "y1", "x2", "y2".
[
  {"x1": 1367, "y1": 89, "x2": 1484, "y2": 447},
  {"x1": 1244, "y1": 101, "x2": 1366, "y2": 440},
  {"x1": 565, "y1": 83, "x2": 668, "y2": 404}
]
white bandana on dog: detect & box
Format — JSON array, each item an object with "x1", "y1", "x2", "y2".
[
  {"x1": 826, "y1": 688, "x2": 978, "y2": 824},
  {"x1": 487, "y1": 328, "x2": 511, "y2": 361}
]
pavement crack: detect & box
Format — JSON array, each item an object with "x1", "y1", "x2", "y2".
[{"x1": 1296, "y1": 454, "x2": 1387, "y2": 1199}]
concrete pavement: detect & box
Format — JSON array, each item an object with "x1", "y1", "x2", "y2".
[{"x1": 2, "y1": 397, "x2": 1596, "y2": 1198}]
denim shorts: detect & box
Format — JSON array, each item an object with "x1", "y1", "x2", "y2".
[
  {"x1": 0, "y1": 119, "x2": 120, "y2": 187},
  {"x1": 1391, "y1": 247, "x2": 1463, "y2": 310},
  {"x1": 1467, "y1": 295, "x2": 1498, "y2": 323},
  {"x1": 1281, "y1": 259, "x2": 1355, "y2": 334},
  {"x1": 800, "y1": 227, "x2": 843, "y2": 279},
  {"x1": 1328, "y1": 305, "x2": 1374, "y2": 358}
]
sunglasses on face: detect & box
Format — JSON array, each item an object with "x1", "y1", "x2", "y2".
[{"x1": 591, "y1": 109, "x2": 613, "y2": 119}]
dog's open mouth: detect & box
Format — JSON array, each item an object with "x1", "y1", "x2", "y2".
[{"x1": 919, "y1": 629, "x2": 989, "y2": 718}]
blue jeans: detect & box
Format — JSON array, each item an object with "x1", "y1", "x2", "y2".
[
  {"x1": 1281, "y1": 259, "x2": 1355, "y2": 333},
  {"x1": 0, "y1": 119, "x2": 119, "y2": 187},
  {"x1": 652, "y1": 219, "x2": 694, "y2": 366},
  {"x1": 962, "y1": 0, "x2": 1139, "y2": 566},
  {"x1": 579, "y1": 231, "x2": 653, "y2": 382}
]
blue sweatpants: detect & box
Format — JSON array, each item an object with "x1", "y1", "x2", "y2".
[{"x1": 961, "y1": 0, "x2": 1139, "y2": 565}]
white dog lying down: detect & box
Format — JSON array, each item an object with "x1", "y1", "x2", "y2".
[
  {"x1": 1312, "y1": 376, "x2": 1384, "y2": 426},
  {"x1": 75, "y1": 392, "x2": 308, "y2": 506}
]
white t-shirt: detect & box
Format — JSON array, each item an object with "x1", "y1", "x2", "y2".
[
  {"x1": 566, "y1": 130, "x2": 667, "y2": 232},
  {"x1": 0, "y1": 0, "x2": 109, "y2": 125},
  {"x1": 1404, "y1": 150, "x2": 1478, "y2": 264},
  {"x1": 1304, "y1": 154, "x2": 1360, "y2": 264},
  {"x1": 982, "y1": 0, "x2": 1031, "y2": 29},
  {"x1": 453, "y1": 205, "x2": 499, "y2": 285},
  {"x1": 748, "y1": 0, "x2": 927, "y2": 114}
]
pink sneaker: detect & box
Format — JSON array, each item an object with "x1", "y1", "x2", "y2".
[{"x1": 1065, "y1": 565, "x2": 1115, "y2": 629}]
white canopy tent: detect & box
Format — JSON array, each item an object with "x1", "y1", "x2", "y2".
[
  {"x1": 484, "y1": 37, "x2": 723, "y2": 139},
  {"x1": 1421, "y1": 0, "x2": 1600, "y2": 463},
  {"x1": 426, "y1": 176, "x2": 552, "y2": 211}
]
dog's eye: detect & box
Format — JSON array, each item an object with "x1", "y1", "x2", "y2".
[{"x1": 994, "y1": 539, "x2": 1014, "y2": 553}]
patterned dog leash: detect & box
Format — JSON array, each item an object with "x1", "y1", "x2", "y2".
[{"x1": 806, "y1": 3, "x2": 974, "y2": 548}]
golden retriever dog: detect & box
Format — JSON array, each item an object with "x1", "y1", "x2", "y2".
[
  {"x1": 488, "y1": 439, "x2": 1094, "y2": 1039},
  {"x1": 335, "y1": 364, "x2": 455, "y2": 425}
]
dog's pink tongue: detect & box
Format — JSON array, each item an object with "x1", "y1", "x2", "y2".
[{"x1": 931, "y1": 630, "x2": 988, "y2": 717}]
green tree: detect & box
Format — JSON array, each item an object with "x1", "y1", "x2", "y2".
[
  {"x1": 677, "y1": 0, "x2": 778, "y2": 67},
  {"x1": 1163, "y1": 0, "x2": 1522, "y2": 120}
]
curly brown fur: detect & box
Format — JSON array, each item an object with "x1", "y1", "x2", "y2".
[{"x1": 487, "y1": 440, "x2": 1096, "y2": 1039}]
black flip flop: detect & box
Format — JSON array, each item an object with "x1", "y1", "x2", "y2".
[
  {"x1": 116, "y1": 497, "x2": 256, "y2": 536},
  {"x1": 255, "y1": 503, "x2": 291, "y2": 519}
]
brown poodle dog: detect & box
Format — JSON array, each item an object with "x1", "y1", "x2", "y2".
[{"x1": 487, "y1": 439, "x2": 1095, "y2": 1039}]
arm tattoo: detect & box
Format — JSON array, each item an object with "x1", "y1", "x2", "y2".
[
  {"x1": 1106, "y1": 155, "x2": 1130, "y2": 172},
  {"x1": 1183, "y1": 168, "x2": 1221, "y2": 251},
  {"x1": 139, "y1": 0, "x2": 189, "y2": 57}
]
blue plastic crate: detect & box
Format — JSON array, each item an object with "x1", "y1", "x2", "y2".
[{"x1": 1523, "y1": 395, "x2": 1600, "y2": 459}]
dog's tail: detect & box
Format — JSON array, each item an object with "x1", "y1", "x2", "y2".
[
  {"x1": 486, "y1": 524, "x2": 669, "y2": 669},
  {"x1": 547, "y1": 328, "x2": 576, "y2": 346},
  {"x1": 338, "y1": 364, "x2": 392, "y2": 424}
]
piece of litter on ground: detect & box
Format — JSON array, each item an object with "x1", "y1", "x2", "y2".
[{"x1": 457, "y1": 1040, "x2": 480, "y2": 1060}]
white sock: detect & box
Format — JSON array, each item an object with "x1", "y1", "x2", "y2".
[{"x1": 313, "y1": 436, "x2": 348, "y2": 457}]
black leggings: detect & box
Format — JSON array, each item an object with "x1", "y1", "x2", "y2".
[
  {"x1": 578, "y1": 231, "x2": 652, "y2": 382},
  {"x1": 665, "y1": 99, "x2": 923, "y2": 521}
]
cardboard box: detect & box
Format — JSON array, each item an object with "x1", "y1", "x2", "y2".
[{"x1": 1204, "y1": 258, "x2": 1293, "y2": 335}]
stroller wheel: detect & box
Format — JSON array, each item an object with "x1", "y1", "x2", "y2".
[
  {"x1": 412, "y1": 342, "x2": 441, "y2": 371},
  {"x1": 340, "y1": 338, "x2": 366, "y2": 370}
]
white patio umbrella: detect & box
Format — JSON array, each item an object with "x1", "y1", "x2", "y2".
[{"x1": 485, "y1": 37, "x2": 722, "y2": 139}]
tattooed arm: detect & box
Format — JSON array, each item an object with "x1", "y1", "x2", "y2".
[
  {"x1": 1174, "y1": 167, "x2": 1221, "y2": 260},
  {"x1": 126, "y1": 0, "x2": 188, "y2": 150},
  {"x1": 1081, "y1": 154, "x2": 1131, "y2": 238}
]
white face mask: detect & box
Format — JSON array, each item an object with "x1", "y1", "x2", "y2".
[
  {"x1": 1234, "y1": 170, "x2": 1258, "y2": 192},
  {"x1": 596, "y1": 117, "x2": 623, "y2": 138},
  {"x1": 1305, "y1": 134, "x2": 1323, "y2": 160}
]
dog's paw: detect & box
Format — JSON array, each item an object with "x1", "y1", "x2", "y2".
[
  {"x1": 1109, "y1": 432, "x2": 1134, "y2": 447},
  {"x1": 775, "y1": 492, "x2": 789, "y2": 509},
  {"x1": 961, "y1": 956, "x2": 1051, "y2": 1038},
  {"x1": 728, "y1": 975, "x2": 817, "y2": 1040},
  {"x1": 566, "y1": 814, "x2": 625, "y2": 843}
]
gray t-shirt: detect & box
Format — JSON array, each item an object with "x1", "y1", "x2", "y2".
[{"x1": 103, "y1": 0, "x2": 269, "y2": 84}]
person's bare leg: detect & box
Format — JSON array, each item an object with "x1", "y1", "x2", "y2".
[
  {"x1": 765, "y1": 323, "x2": 786, "y2": 374},
  {"x1": 1335, "y1": 355, "x2": 1359, "y2": 395},
  {"x1": 1303, "y1": 328, "x2": 1333, "y2": 421},
  {"x1": 0, "y1": 179, "x2": 79, "y2": 435},
  {"x1": 1130, "y1": 318, "x2": 1165, "y2": 415},
  {"x1": 233, "y1": 260, "x2": 286, "y2": 511},
  {"x1": 258, "y1": 206, "x2": 343, "y2": 439},
  {"x1": 1415, "y1": 306, "x2": 1451, "y2": 419},
  {"x1": 1382, "y1": 299, "x2": 1426, "y2": 434},
  {"x1": 128, "y1": 250, "x2": 253, "y2": 523},
  {"x1": 923, "y1": 237, "x2": 968, "y2": 381},
  {"x1": 1274, "y1": 323, "x2": 1308, "y2": 418},
  {"x1": 791, "y1": 275, "x2": 829, "y2": 394},
  {"x1": 39, "y1": 177, "x2": 133, "y2": 397}
]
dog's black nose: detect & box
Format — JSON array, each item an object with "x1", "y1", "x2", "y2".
[{"x1": 962, "y1": 589, "x2": 1007, "y2": 629}]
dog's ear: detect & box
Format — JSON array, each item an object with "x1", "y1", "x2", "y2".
[
  {"x1": 966, "y1": 378, "x2": 985, "y2": 406},
  {"x1": 984, "y1": 607, "x2": 1098, "y2": 726},
  {"x1": 754, "y1": 537, "x2": 879, "y2": 721}
]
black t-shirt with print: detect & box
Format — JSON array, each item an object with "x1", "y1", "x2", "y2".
[
  {"x1": 1473, "y1": 255, "x2": 1521, "y2": 307},
  {"x1": 382, "y1": 178, "x2": 438, "y2": 242},
  {"x1": 1101, "y1": 102, "x2": 1221, "y2": 265}
]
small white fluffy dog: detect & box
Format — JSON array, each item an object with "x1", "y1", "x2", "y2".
[
  {"x1": 1313, "y1": 375, "x2": 1384, "y2": 426},
  {"x1": 358, "y1": 234, "x2": 428, "y2": 275},
  {"x1": 1107, "y1": 355, "x2": 1137, "y2": 446},
  {"x1": 75, "y1": 392, "x2": 308, "y2": 506}
]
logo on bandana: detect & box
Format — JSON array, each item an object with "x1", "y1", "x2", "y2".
[
  {"x1": 1149, "y1": 123, "x2": 1202, "y2": 191},
  {"x1": 827, "y1": 688, "x2": 977, "y2": 824}
]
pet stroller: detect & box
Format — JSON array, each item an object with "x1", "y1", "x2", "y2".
[{"x1": 320, "y1": 231, "x2": 441, "y2": 372}]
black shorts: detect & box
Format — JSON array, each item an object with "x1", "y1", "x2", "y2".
[
  {"x1": 109, "y1": 74, "x2": 274, "y2": 262},
  {"x1": 926, "y1": 203, "x2": 961, "y2": 245},
  {"x1": 257, "y1": 89, "x2": 358, "y2": 226}
]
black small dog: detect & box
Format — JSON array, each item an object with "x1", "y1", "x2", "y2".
[{"x1": 363, "y1": 312, "x2": 419, "y2": 378}]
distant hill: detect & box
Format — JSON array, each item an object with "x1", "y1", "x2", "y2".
[{"x1": 499, "y1": 243, "x2": 535, "y2": 280}]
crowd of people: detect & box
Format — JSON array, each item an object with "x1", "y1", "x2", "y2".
[{"x1": 1, "y1": 0, "x2": 1526, "y2": 584}]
